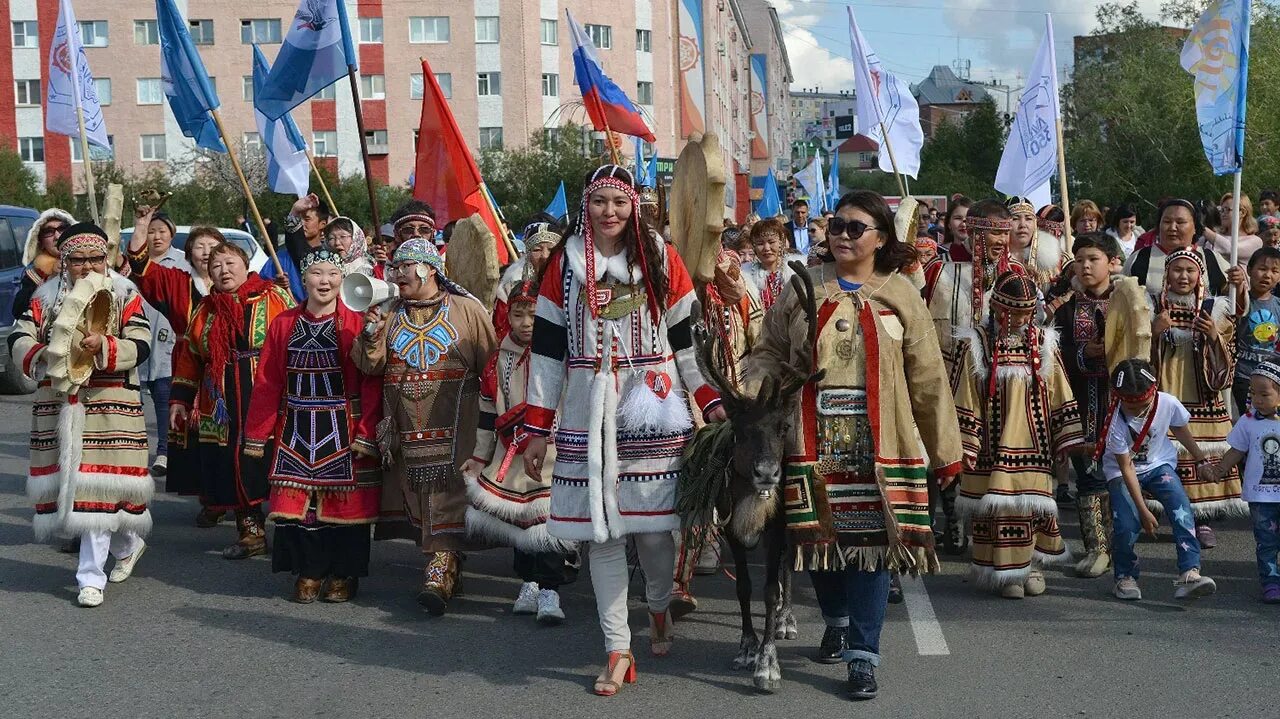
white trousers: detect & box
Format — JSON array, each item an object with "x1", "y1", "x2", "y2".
[
  {"x1": 588, "y1": 532, "x2": 674, "y2": 653},
  {"x1": 76, "y1": 530, "x2": 142, "y2": 590}
]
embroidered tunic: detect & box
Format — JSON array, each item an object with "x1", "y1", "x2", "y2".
[
  {"x1": 741, "y1": 255, "x2": 805, "y2": 312},
  {"x1": 1052, "y1": 282, "x2": 1114, "y2": 453},
  {"x1": 952, "y1": 325, "x2": 1085, "y2": 587},
  {"x1": 354, "y1": 292, "x2": 497, "y2": 551}
]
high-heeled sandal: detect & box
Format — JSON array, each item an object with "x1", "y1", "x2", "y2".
[
  {"x1": 648, "y1": 610, "x2": 674, "y2": 657},
  {"x1": 593, "y1": 650, "x2": 636, "y2": 696}
]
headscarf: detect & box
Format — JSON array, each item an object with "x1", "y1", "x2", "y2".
[
  {"x1": 579, "y1": 164, "x2": 659, "y2": 323},
  {"x1": 392, "y1": 238, "x2": 472, "y2": 298},
  {"x1": 324, "y1": 216, "x2": 371, "y2": 273}
]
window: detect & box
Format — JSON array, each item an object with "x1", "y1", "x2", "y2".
[
  {"x1": 409, "y1": 17, "x2": 449, "y2": 43},
  {"x1": 15, "y1": 80, "x2": 40, "y2": 107},
  {"x1": 240, "y1": 19, "x2": 282, "y2": 44},
  {"x1": 478, "y1": 127, "x2": 503, "y2": 151},
  {"x1": 365, "y1": 129, "x2": 388, "y2": 153},
  {"x1": 242, "y1": 76, "x2": 254, "y2": 102},
  {"x1": 136, "y1": 78, "x2": 163, "y2": 105},
  {"x1": 243, "y1": 132, "x2": 261, "y2": 149},
  {"x1": 78, "y1": 21, "x2": 108, "y2": 47},
  {"x1": 140, "y1": 134, "x2": 167, "y2": 161},
  {"x1": 636, "y1": 29, "x2": 651, "y2": 52},
  {"x1": 541, "y1": 73, "x2": 558, "y2": 98},
  {"x1": 475, "y1": 17, "x2": 499, "y2": 43},
  {"x1": 359, "y1": 17, "x2": 383, "y2": 43},
  {"x1": 359, "y1": 74, "x2": 385, "y2": 100},
  {"x1": 540, "y1": 19, "x2": 557, "y2": 45},
  {"x1": 315, "y1": 84, "x2": 337, "y2": 100},
  {"x1": 586, "y1": 24, "x2": 611, "y2": 49},
  {"x1": 410, "y1": 74, "x2": 423, "y2": 100},
  {"x1": 70, "y1": 135, "x2": 114, "y2": 162},
  {"x1": 422, "y1": 72, "x2": 453, "y2": 99},
  {"x1": 93, "y1": 78, "x2": 111, "y2": 105},
  {"x1": 134, "y1": 19, "x2": 158, "y2": 45},
  {"x1": 313, "y1": 131, "x2": 338, "y2": 157},
  {"x1": 12, "y1": 21, "x2": 38, "y2": 48},
  {"x1": 189, "y1": 19, "x2": 214, "y2": 45},
  {"x1": 477, "y1": 72, "x2": 500, "y2": 96},
  {"x1": 18, "y1": 137, "x2": 45, "y2": 163},
  {"x1": 636, "y1": 81, "x2": 653, "y2": 105}
]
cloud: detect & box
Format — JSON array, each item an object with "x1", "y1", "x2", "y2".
[{"x1": 771, "y1": 0, "x2": 856, "y2": 92}]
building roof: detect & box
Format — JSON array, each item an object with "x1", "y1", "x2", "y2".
[
  {"x1": 836, "y1": 135, "x2": 878, "y2": 153},
  {"x1": 767, "y1": 7, "x2": 794, "y2": 83},
  {"x1": 911, "y1": 65, "x2": 991, "y2": 106}
]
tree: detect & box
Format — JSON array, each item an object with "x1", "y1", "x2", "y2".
[
  {"x1": 479, "y1": 124, "x2": 603, "y2": 229},
  {"x1": 0, "y1": 142, "x2": 45, "y2": 210}
]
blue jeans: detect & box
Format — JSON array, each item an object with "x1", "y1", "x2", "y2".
[
  {"x1": 808, "y1": 566, "x2": 890, "y2": 666},
  {"x1": 145, "y1": 377, "x2": 171, "y2": 457},
  {"x1": 1108, "y1": 464, "x2": 1200, "y2": 579},
  {"x1": 1249, "y1": 503, "x2": 1280, "y2": 589}
]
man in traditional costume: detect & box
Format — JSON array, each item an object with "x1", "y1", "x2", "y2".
[
  {"x1": 12, "y1": 208, "x2": 73, "y2": 318},
  {"x1": 10, "y1": 222, "x2": 153, "y2": 607},
  {"x1": 1149, "y1": 248, "x2": 1248, "y2": 546},
  {"x1": 953, "y1": 270, "x2": 1084, "y2": 598},
  {"x1": 354, "y1": 238, "x2": 497, "y2": 615},
  {"x1": 388, "y1": 200, "x2": 439, "y2": 252},
  {"x1": 171, "y1": 242, "x2": 296, "y2": 560},
  {"x1": 244, "y1": 248, "x2": 383, "y2": 603}
]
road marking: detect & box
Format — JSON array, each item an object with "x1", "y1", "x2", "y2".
[{"x1": 901, "y1": 575, "x2": 950, "y2": 656}]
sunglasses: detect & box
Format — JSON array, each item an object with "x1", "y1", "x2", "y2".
[{"x1": 827, "y1": 217, "x2": 883, "y2": 240}]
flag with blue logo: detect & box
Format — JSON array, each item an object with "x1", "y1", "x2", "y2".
[
  {"x1": 1180, "y1": 0, "x2": 1251, "y2": 175},
  {"x1": 257, "y1": 0, "x2": 356, "y2": 121},
  {"x1": 156, "y1": 0, "x2": 223, "y2": 151},
  {"x1": 794, "y1": 155, "x2": 826, "y2": 214},
  {"x1": 755, "y1": 168, "x2": 782, "y2": 218},
  {"x1": 995, "y1": 14, "x2": 1059, "y2": 204},
  {"x1": 46, "y1": 0, "x2": 109, "y2": 149},
  {"x1": 253, "y1": 46, "x2": 310, "y2": 197},
  {"x1": 826, "y1": 150, "x2": 841, "y2": 210},
  {"x1": 544, "y1": 181, "x2": 568, "y2": 220}
]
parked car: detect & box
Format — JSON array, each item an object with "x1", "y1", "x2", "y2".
[
  {"x1": 119, "y1": 225, "x2": 269, "y2": 274},
  {"x1": 0, "y1": 205, "x2": 39, "y2": 394}
]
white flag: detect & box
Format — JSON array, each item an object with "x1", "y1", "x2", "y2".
[
  {"x1": 995, "y1": 14, "x2": 1061, "y2": 201},
  {"x1": 794, "y1": 155, "x2": 826, "y2": 212},
  {"x1": 46, "y1": 0, "x2": 109, "y2": 148},
  {"x1": 847, "y1": 7, "x2": 923, "y2": 179}
]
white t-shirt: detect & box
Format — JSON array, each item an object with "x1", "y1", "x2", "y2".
[
  {"x1": 1103, "y1": 392, "x2": 1191, "y2": 480},
  {"x1": 1226, "y1": 414, "x2": 1280, "y2": 503}
]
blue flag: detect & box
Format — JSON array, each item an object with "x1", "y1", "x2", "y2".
[
  {"x1": 156, "y1": 0, "x2": 223, "y2": 151},
  {"x1": 826, "y1": 150, "x2": 841, "y2": 210},
  {"x1": 756, "y1": 168, "x2": 782, "y2": 219},
  {"x1": 257, "y1": 0, "x2": 356, "y2": 121},
  {"x1": 544, "y1": 182, "x2": 568, "y2": 220},
  {"x1": 253, "y1": 46, "x2": 309, "y2": 197},
  {"x1": 1180, "y1": 0, "x2": 1251, "y2": 175},
  {"x1": 634, "y1": 138, "x2": 650, "y2": 187}
]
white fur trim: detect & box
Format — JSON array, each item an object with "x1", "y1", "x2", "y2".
[
  {"x1": 1146, "y1": 496, "x2": 1250, "y2": 521},
  {"x1": 563, "y1": 233, "x2": 660, "y2": 285},
  {"x1": 586, "y1": 370, "x2": 609, "y2": 544},
  {"x1": 975, "y1": 492, "x2": 1061, "y2": 518},
  {"x1": 602, "y1": 365, "x2": 625, "y2": 540},
  {"x1": 55, "y1": 401, "x2": 86, "y2": 526},
  {"x1": 26, "y1": 472, "x2": 60, "y2": 504},
  {"x1": 37, "y1": 510, "x2": 152, "y2": 542},
  {"x1": 1034, "y1": 546, "x2": 1074, "y2": 567},
  {"x1": 971, "y1": 564, "x2": 1031, "y2": 589},
  {"x1": 1038, "y1": 326, "x2": 1060, "y2": 379},
  {"x1": 464, "y1": 507, "x2": 575, "y2": 553},
  {"x1": 955, "y1": 325, "x2": 986, "y2": 378},
  {"x1": 22, "y1": 208, "x2": 75, "y2": 266},
  {"x1": 464, "y1": 474, "x2": 552, "y2": 525}
]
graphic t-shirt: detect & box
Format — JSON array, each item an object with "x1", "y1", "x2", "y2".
[
  {"x1": 1236, "y1": 294, "x2": 1280, "y2": 380},
  {"x1": 1102, "y1": 392, "x2": 1191, "y2": 480},
  {"x1": 1227, "y1": 413, "x2": 1280, "y2": 503}
]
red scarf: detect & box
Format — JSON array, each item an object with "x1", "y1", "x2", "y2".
[{"x1": 205, "y1": 273, "x2": 273, "y2": 398}]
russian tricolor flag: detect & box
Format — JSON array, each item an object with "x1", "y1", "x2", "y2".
[{"x1": 566, "y1": 10, "x2": 655, "y2": 142}]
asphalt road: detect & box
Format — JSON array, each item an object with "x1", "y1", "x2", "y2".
[{"x1": 0, "y1": 390, "x2": 1275, "y2": 719}]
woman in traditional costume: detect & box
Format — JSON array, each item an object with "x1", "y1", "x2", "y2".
[
  {"x1": 740, "y1": 217, "x2": 805, "y2": 313},
  {"x1": 244, "y1": 248, "x2": 382, "y2": 603},
  {"x1": 354, "y1": 238, "x2": 497, "y2": 616},
  {"x1": 953, "y1": 270, "x2": 1084, "y2": 598},
  {"x1": 11, "y1": 222, "x2": 153, "y2": 607},
  {"x1": 522, "y1": 164, "x2": 725, "y2": 696},
  {"x1": 1149, "y1": 248, "x2": 1248, "y2": 547},
  {"x1": 744, "y1": 190, "x2": 962, "y2": 700},
  {"x1": 1007, "y1": 197, "x2": 1068, "y2": 291},
  {"x1": 12, "y1": 208, "x2": 73, "y2": 318},
  {"x1": 170, "y1": 242, "x2": 295, "y2": 560},
  {"x1": 493, "y1": 221, "x2": 561, "y2": 339}
]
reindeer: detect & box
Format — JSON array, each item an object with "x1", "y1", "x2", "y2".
[{"x1": 688, "y1": 261, "x2": 823, "y2": 692}]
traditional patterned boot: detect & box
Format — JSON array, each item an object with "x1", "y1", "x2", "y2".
[
  {"x1": 223, "y1": 508, "x2": 268, "y2": 560},
  {"x1": 418, "y1": 551, "x2": 461, "y2": 616},
  {"x1": 1074, "y1": 494, "x2": 1111, "y2": 578},
  {"x1": 670, "y1": 529, "x2": 701, "y2": 619}
]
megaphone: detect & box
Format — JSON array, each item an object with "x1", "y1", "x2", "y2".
[{"x1": 341, "y1": 273, "x2": 396, "y2": 312}]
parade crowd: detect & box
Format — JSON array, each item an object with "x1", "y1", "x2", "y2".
[{"x1": 12, "y1": 167, "x2": 1280, "y2": 701}]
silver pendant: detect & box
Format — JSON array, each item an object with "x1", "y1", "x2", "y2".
[{"x1": 835, "y1": 318, "x2": 851, "y2": 332}]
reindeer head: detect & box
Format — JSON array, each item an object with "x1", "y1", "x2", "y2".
[{"x1": 697, "y1": 261, "x2": 824, "y2": 498}]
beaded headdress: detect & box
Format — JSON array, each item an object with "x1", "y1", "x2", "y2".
[
  {"x1": 1036, "y1": 205, "x2": 1066, "y2": 237},
  {"x1": 522, "y1": 222, "x2": 561, "y2": 249},
  {"x1": 579, "y1": 164, "x2": 659, "y2": 323},
  {"x1": 1253, "y1": 361, "x2": 1280, "y2": 389},
  {"x1": 393, "y1": 212, "x2": 436, "y2": 234},
  {"x1": 300, "y1": 247, "x2": 345, "y2": 275}
]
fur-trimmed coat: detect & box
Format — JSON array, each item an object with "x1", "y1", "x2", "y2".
[{"x1": 10, "y1": 272, "x2": 153, "y2": 540}]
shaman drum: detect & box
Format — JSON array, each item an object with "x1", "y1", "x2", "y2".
[{"x1": 45, "y1": 272, "x2": 116, "y2": 395}]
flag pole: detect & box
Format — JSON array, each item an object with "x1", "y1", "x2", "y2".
[
  {"x1": 479, "y1": 181, "x2": 519, "y2": 258},
  {"x1": 210, "y1": 108, "x2": 283, "y2": 278},
  {"x1": 1054, "y1": 116, "x2": 1073, "y2": 255},
  {"x1": 346, "y1": 66, "x2": 382, "y2": 234},
  {"x1": 877, "y1": 120, "x2": 909, "y2": 198},
  {"x1": 600, "y1": 112, "x2": 622, "y2": 166},
  {"x1": 306, "y1": 150, "x2": 338, "y2": 216},
  {"x1": 73, "y1": 90, "x2": 99, "y2": 224}
]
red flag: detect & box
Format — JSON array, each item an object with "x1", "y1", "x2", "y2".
[{"x1": 413, "y1": 59, "x2": 510, "y2": 263}]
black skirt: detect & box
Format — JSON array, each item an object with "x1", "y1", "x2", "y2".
[
  {"x1": 272, "y1": 521, "x2": 373, "y2": 578},
  {"x1": 164, "y1": 432, "x2": 201, "y2": 495}
]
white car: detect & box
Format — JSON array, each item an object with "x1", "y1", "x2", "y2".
[{"x1": 119, "y1": 226, "x2": 270, "y2": 274}]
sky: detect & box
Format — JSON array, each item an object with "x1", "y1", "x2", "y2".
[{"x1": 773, "y1": 0, "x2": 1169, "y2": 95}]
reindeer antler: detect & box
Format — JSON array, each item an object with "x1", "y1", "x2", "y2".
[
  {"x1": 694, "y1": 324, "x2": 746, "y2": 405},
  {"x1": 778, "y1": 261, "x2": 826, "y2": 398}
]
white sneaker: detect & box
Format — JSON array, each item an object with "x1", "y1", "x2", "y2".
[
  {"x1": 151, "y1": 454, "x2": 168, "y2": 477},
  {"x1": 536, "y1": 588, "x2": 565, "y2": 625},
  {"x1": 108, "y1": 542, "x2": 146, "y2": 584},
  {"x1": 1174, "y1": 569, "x2": 1217, "y2": 600},
  {"x1": 1114, "y1": 576, "x2": 1142, "y2": 601},
  {"x1": 77, "y1": 587, "x2": 104, "y2": 607},
  {"x1": 513, "y1": 581, "x2": 539, "y2": 615}
]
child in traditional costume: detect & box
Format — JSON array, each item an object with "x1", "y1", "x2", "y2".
[
  {"x1": 1149, "y1": 248, "x2": 1248, "y2": 547},
  {"x1": 953, "y1": 270, "x2": 1085, "y2": 598},
  {"x1": 244, "y1": 248, "x2": 383, "y2": 603},
  {"x1": 461, "y1": 277, "x2": 577, "y2": 624},
  {"x1": 11, "y1": 223, "x2": 153, "y2": 607},
  {"x1": 1100, "y1": 359, "x2": 1218, "y2": 601},
  {"x1": 522, "y1": 165, "x2": 725, "y2": 696},
  {"x1": 493, "y1": 222, "x2": 561, "y2": 340}
]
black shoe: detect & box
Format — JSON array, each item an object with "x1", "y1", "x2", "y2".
[
  {"x1": 1055, "y1": 484, "x2": 1076, "y2": 506},
  {"x1": 887, "y1": 574, "x2": 904, "y2": 604},
  {"x1": 846, "y1": 659, "x2": 878, "y2": 700},
  {"x1": 816, "y1": 625, "x2": 846, "y2": 664}
]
